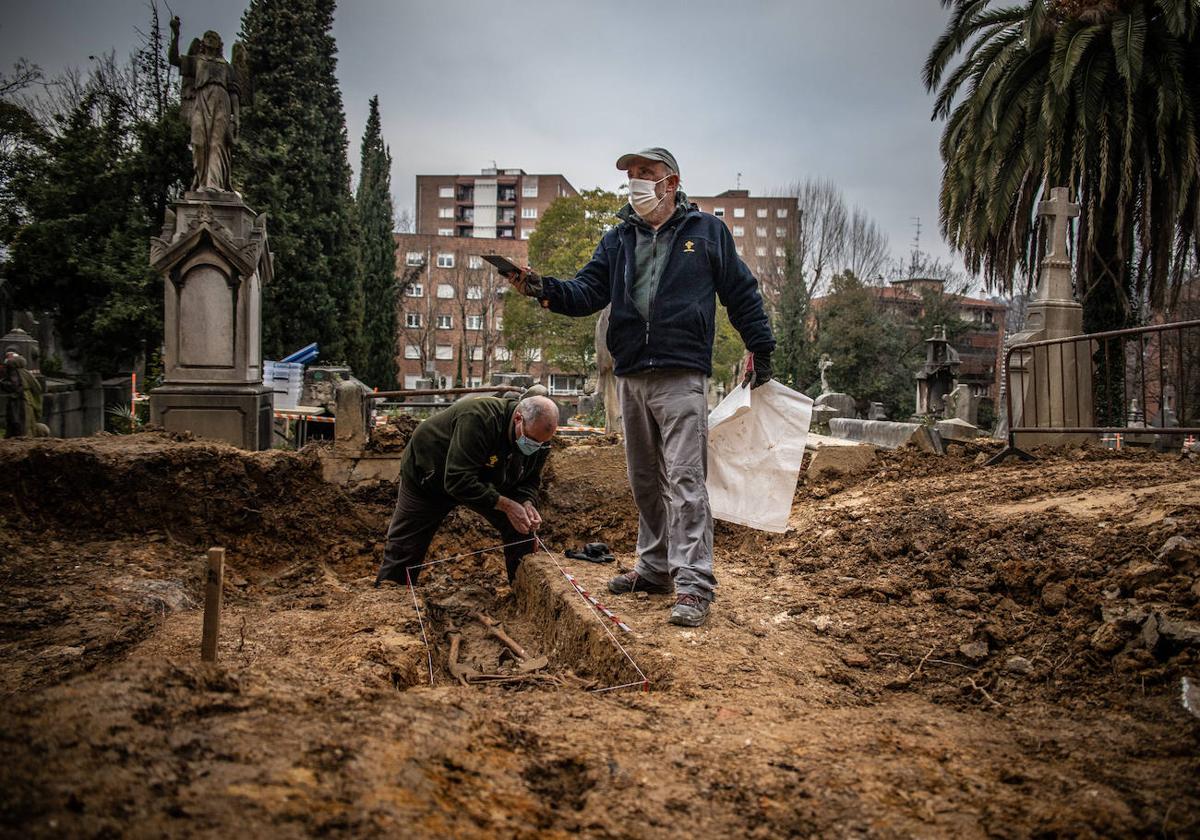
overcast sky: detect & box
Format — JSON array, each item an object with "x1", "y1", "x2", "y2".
[{"x1": 1, "y1": 0, "x2": 963, "y2": 274}]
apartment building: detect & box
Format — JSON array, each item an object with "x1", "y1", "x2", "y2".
[
  {"x1": 391, "y1": 233, "x2": 587, "y2": 398},
  {"x1": 415, "y1": 167, "x2": 578, "y2": 241},
  {"x1": 689, "y1": 189, "x2": 800, "y2": 281}
]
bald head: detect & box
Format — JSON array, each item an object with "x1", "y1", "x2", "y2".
[{"x1": 516, "y1": 396, "x2": 559, "y2": 442}]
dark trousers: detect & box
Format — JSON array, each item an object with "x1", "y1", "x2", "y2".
[{"x1": 375, "y1": 478, "x2": 536, "y2": 586}]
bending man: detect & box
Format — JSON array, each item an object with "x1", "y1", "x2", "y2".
[{"x1": 376, "y1": 395, "x2": 559, "y2": 587}]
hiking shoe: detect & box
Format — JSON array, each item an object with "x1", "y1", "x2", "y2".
[
  {"x1": 668, "y1": 594, "x2": 710, "y2": 627},
  {"x1": 607, "y1": 570, "x2": 671, "y2": 595}
]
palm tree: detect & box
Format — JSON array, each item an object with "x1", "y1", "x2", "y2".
[{"x1": 924, "y1": 0, "x2": 1200, "y2": 333}]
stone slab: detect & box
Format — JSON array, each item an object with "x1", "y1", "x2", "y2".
[
  {"x1": 935, "y1": 418, "x2": 981, "y2": 441},
  {"x1": 806, "y1": 444, "x2": 877, "y2": 482},
  {"x1": 829, "y1": 418, "x2": 921, "y2": 449}
]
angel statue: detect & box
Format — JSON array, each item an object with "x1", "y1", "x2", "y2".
[{"x1": 168, "y1": 16, "x2": 251, "y2": 192}]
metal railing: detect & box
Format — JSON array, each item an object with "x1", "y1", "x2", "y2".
[{"x1": 989, "y1": 318, "x2": 1200, "y2": 463}]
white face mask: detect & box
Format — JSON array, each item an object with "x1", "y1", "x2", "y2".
[{"x1": 629, "y1": 175, "x2": 671, "y2": 218}]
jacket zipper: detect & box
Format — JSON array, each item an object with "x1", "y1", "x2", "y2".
[{"x1": 645, "y1": 215, "x2": 690, "y2": 348}]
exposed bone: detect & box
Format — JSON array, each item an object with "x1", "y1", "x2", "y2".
[
  {"x1": 473, "y1": 611, "x2": 532, "y2": 661},
  {"x1": 516, "y1": 655, "x2": 549, "y2": 674},
  {"x1": 445, "y1": 628, "x2": 477, "y2": 686}
]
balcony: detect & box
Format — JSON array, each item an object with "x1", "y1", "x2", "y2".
[
  {"x1": 456, "y1": 187, "x2": 474, "y2": 203},
  {"x1": 497, "y1": 189, "x2": 517, "y2": 203}
]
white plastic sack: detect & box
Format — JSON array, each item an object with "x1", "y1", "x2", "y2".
[{"x1": 706, "y1": 380, "x2": 813, "y2": 533}]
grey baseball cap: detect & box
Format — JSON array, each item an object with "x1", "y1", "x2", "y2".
[{"x1": 615, "y1": 147, "x2": 679, "y2": 174}]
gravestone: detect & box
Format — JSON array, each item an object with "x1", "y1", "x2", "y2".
[
  {"x1": 944, "y1": 383, "x2": 979, "y2": 425},
  {"x1": 1005, "y1": 187, "x2": 1093, "y2": 445},
  {"x1": 148, "y1": 195, "x2": 274, "y2": 448},
  {"x1": 148, "y1": 19, "x2": 272, "y2": 449},
  {"x1": 868, "y1": 402, "x2": 888, "y2": 421},
  {"x1": 814, "y1": 392, "x2": 857, "y2": 419},
  {"x1": 914, "y1": 325, "x2": 959, "y2": 420}
]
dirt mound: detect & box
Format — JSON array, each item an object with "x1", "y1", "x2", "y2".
[
  {"x1": 367, "y1": 413, "x2": 421, "y2": 452},
  {"x1": 0, "y1": 431, "x2": 378, "y2": 570}
]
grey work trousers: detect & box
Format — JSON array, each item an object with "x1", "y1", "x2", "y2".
[
  {"x1": 618, "y1": 369, "x2": 715, "y2": 600},
  {"x1": 375, "y1": 479, "x2": 534, "y2": 586}
]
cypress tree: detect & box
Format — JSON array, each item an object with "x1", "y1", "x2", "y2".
[
  {"x1": 353, "y1": 95, "x2": 398, "y2": 388},
  {"x1": 236, "y1": 0, "x2": 363, "y2": 364}
]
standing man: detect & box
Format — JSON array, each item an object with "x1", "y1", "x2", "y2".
[
  {"x1": 506, "y1": 148, "x2": 775, "y2": 626},
  {"x1": 376, "y1": 395, "x2": 559, "y2": 587}
]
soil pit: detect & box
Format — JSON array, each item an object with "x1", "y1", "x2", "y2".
[{"x1": 1, "y1": 432, "x2": 1199, "y2": 837}]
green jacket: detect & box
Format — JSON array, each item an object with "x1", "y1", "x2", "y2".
[{"x1": 400, "y1": 397, "x2": 547, "y2": 510}]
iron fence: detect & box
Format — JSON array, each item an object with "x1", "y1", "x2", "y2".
[{"x1": 989, "y1": 318, "x2": 1200, "y2": 463}]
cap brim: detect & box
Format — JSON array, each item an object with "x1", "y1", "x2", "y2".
[{"x1": 615, "y1": 153, "x2": 654, "y2": 171}]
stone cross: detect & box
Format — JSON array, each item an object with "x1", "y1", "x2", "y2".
[{"x1": 1038, "y1": 186, "x2": 1079, "y2": 262}]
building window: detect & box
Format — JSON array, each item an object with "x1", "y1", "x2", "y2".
[
  {"x1": 466, "y1": 315, "x2": 484, "y2": 330},
  {"x1": 494, "y1": 347, "x2": 512, "y2": 361},
  {"x1": 405, "y1": 251, "x2": 424, "y2": 266},
  {"x1": 733, "y1": 207, "x2": 745, "y2": 218},
  {"x1": 713, "y1": 207, "x2": 725, "y2": 217},
  {"x1": 528, "y1": 348, "x2": 543, "y2": 362},
  {"x1": 435, "y1": 344, "x2": 453, "y2": 360},
  {"x1": 775, "y1": 246, "x2": 786, "y2": 257},
  {"x1": 521, "y1": 228, "x2": 534, "y2": 240},
  {"x1": 436, "y1": 314, "x2": 452, "y2": 329},
  {"x1": 522, "y1": 177, "x2": 538, "y2": 198},
  {"x1": 405, "y1": 313, "x2": 422, "y2": 328},
  {"x1": 436, "y1": 253, "x2": 455, "y2": 268},
  {"x1": 494, "y1": 316, "x2": 503, "y2": 331},
  {"x1": 775, "y1": 226, "x2": 787, "y2": 238},
  {"x1": 736, "y1": 245, "x2": 744, "y2": 255},
  {"x1": 549, "y1": 374, "x2": 584, "y2": 395},
  {"x1": 470, "y1": 347, "x2": 484, "y2": 361},
  {"x1": 438, "y1": 206, "x2": 454, "y2": 219},
  {"x1": 756, "y1": 208, "x2": 768, "y2": 218},
  {"x1": 756, "y1": 226, "x2": 767, "y2": 237},
  {"x1": 468, "y1": 255, "x2": 483, "y2": 270},
  {"x1": 521, "y1": 207, "x2": 538, "y2": 219},
  {"x1": 436, "y1": 283, "x2": 455, "y2": 299},
  {"x1": 406, "y1": 283, "x2": 424, "y2": 297},
  {"x1": 755, "y1": 246, "x2": 767, "y2": 257},
  {"x1": 403, "y1": 344, "x2": 421, "y2": 360},
  {"x1": 466, "y1": 285, "x2": 483, "y2": 300},
  {"x1": 438, "y1": 185, "x2": 454, "y2": 198},
  {"x1": 777, "y1": 208, "x2": 788, "y2": 218},
  {"x1": 437, "y1": 228, "x2": 453, "y2": 236},
  {"x1": 732, "y1": 225, "x2": 744, "y2": 237},
  {"x1": 404, "y1": 374, "x2": 423, "y2": 389},
  {"x1": 467, "y1": 376, "x2": 483, "y2": 387}
]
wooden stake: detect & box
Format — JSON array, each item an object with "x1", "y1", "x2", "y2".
[{"x1": 201, "y1": 547, "x2": 225, "y2": 662}]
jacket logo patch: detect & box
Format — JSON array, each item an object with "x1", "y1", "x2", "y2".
[
  {"x1": 683, "y1": 240, "x2": 695, "y2": 253},
  {"x1": 487, "y1": 455, "x2": 498, "y2": 467}
]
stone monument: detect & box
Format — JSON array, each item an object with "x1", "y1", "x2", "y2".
[
  {"x1": 812, "y1": 353, "x2": 857, "y2": 422},
  {"x1": 1005, "y1": 186, "x2": 1093, "y2": 445},
  {"x1": 913, "y1": 325, "x2": 960, "y2": 420},
  {"x1": 148, "y1": 17, "x2": 273, "y2": 450}
]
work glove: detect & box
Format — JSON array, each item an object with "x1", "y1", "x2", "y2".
[
  {"x1": 744, "y1": 352, "x2": 773, "y2": 390},
  {"x1": 508, "y1": 267, "x2": 543, "y2": 298}
]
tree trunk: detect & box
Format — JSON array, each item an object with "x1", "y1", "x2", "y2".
[{"x1": 1082, "y1": 197, "x2": 1133, "y2": 427}]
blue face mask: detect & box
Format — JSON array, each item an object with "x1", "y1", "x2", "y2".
[{"x1": 516, "y1": 435, "x2": 544, "y2": 456}]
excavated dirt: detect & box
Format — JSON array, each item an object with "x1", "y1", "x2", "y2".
[{"x1": 1, "y1": 431, "x2": 1199, "y2": 837}]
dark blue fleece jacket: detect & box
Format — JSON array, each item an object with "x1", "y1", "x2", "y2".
[{"x1": 539, "y1": 203, "x2": 775, "y2": 377}]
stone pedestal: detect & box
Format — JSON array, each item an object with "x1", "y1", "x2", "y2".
[
  {"x1": 1007, "y1": 187, "x2": 1094, "y2": 446},
  {"x1": 814, "y1": 392, "x2": 856, "y2": 419},
  {"x1": 149, "y1": 191, "x2": 274, "y2": 449}
]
